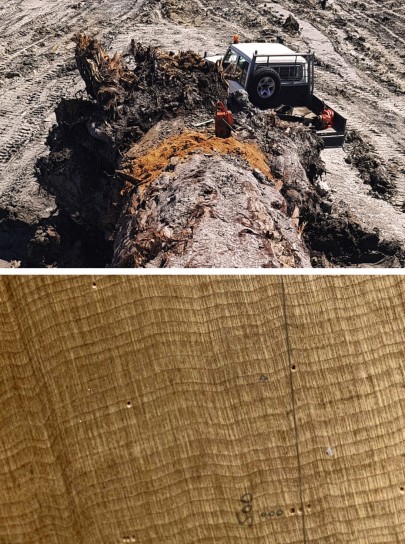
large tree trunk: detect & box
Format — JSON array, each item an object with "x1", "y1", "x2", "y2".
[{"x1": 36, "y1": 35, "x2": 326, "y2": 268}]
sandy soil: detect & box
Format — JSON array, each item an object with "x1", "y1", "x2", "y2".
[{"x1": 0, "y1": 0, "x2": 404, "y2": 266}]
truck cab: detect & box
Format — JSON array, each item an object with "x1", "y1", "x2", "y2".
[{"x1": 206, "y1": 41, "x2": 314, "y2": 108}]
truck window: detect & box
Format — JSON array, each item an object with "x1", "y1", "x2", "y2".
[
  {"x1": 222, "y1": 49, "x2": 242, "y2": 81},
  {"x1": 278, "y1": 65, "x2": 304, "y2": 80},
  {"x1": 222, "y1": 48, "x2": 238, "y2": 69},
  {"x1": 237, "y1": 57, "x2": 250, "y2": 87}
]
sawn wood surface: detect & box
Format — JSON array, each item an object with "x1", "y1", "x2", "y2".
[{"x1": 1, "y1": 276, "x2": 404, "y2": 543}]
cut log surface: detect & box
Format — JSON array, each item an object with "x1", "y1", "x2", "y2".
[{"x1": 1, "y1": 276, "x2": 404, "y2": 543}]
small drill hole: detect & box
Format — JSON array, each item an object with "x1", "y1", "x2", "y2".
[
  {"x1": 127, "y1": 401, "x2": 132, "y2": 408},
  {"x1": 306, "y1": 504, "x2": 311, "y2": 510},
  {"x1": 400, "y1": 487, "x2": 404, "y2": 494},
  {"x1": 291, "y1": 365, "x2": 296, "y2": 371},
  {"x1": 298, "y1": 507, "x2": 303, "y2": 514},
  {"x1": 92, "y1": 282, "x2": 97, "y2": 289},
  {"x1": 290, "y1": 507, "x2": 295, "y2": 514}
]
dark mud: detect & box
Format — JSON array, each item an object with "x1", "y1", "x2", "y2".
[
  {"x1": 303, "y1": 212, "x2": 404, "y2": 268},
  {"x1": 0, "y1": 212, "x2": 35, "y2": 264},
  {"x1": 27, "y1": 212, "x2": 113, "y2": 268},
  {"x1": 344, "y1": 130, "x2": 393, "y2": 197},
  {"x1": 0, "y1": 207, "x2": 112, "y2": 268},
  {"x1": 282, "y1": 15, "x2": 300, "y2": 35}
]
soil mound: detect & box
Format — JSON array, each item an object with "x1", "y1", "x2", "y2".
[
  {"x1": 73, "y1": 33, "x2": 228, "y2": 138},
  {"x1": 283, "y1": 14, "x2": 300, "y2": 34},
  {"x1": 344, "y1": 130, "x2": 393, "y2": 197}
]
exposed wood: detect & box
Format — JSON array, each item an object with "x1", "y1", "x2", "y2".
[{"x1": 1, "y1": 276, "x2": 404, "y2": 543}]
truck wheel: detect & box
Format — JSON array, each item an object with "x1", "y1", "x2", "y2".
[{"x1": 248, "y1": 68, "x2": 281, "y2": 108}]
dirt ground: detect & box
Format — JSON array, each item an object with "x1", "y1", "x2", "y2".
[{"x1": 0, "y1": 0, "x2": 404, "y2": 267}]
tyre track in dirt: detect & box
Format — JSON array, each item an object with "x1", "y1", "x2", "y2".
[
  {"x1": 0, "y1": 65, "x2": 64, "y2": 166},
  {"x1": 333, "y1": 1, "x2": 405, "y2": 91},
  {"x1": 263, "y1": 1, "x2": 405, "y2": 194},
  {"x1": 341, "y1": 4, "x2": 405, "y2": 48},
  {"x1": 0, "y1": 0, "x2": 110, "y2": 221}
]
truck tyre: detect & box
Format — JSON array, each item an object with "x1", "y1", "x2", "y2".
[{"x1": 248, "y1": 67, "x2": 282, "y2": 108}]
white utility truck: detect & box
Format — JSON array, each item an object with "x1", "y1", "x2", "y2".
[{"x1": 206, "y1": 39, "x2": 346, "y2": 147}]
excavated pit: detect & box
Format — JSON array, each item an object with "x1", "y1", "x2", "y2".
[
  {"x1": 1, "y1": 0, "x2": 404, "y2": 268},
  {"x1": 25, "y1": 34, "x2": 404, "y2": 268},
  {"x1": 33, "y1": 35, "x2": 322, "y2": 268}
]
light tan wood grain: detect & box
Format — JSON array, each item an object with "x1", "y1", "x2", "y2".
[
  {"x1": 284, "y1": 276, "x2": 405, "y2": 543},
  {"x1": 0, "y1": 276, "x2": 404, "y2": 543}
]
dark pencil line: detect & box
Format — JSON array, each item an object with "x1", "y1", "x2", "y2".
[{"x1": 280, "y1": 276, "x2": 308, "y2": 544}]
